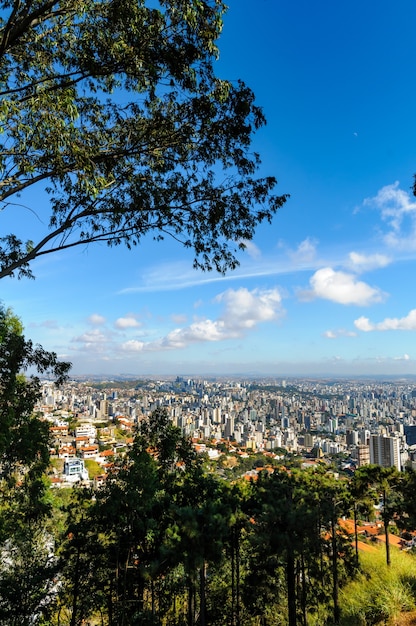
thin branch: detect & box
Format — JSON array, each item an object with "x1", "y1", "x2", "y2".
[{"x1": 0, "y1": 0, "x2": 60, "y2": 55}]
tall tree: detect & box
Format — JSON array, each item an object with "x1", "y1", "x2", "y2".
[
  {"x1": 352, "y1": 465, "x2": 401, "y2": 567},
  {"x1": 396, "y1": 467, "x2": 416, "y2": 531},
  {"x1": 167, "y1": 463, "x2": 229, "y2": 626},
  {"x1": 0, "y1": 524, "x2": 59, "y2": 626},
  {"x1": 54, "y1": 488, "x2": 106, "y2": 626},
  {"x1": 245, "y1": 467, "x2": 353, "y2": 626},
  {"x1": 0, "y1": 305, "x2": 70, "y2": 624},
  {"x1": 245, "y1": 469, "x2": 316, "y2": 626},
  {"x1": 0, "y1": 304, "x2": 70, "y2": 532},
  {"x1": 61, "y1": 407, "x2": 198, "y2": 626},
  {"x1": 0, "y1": 0, "x2": 287, "y2": 281}
]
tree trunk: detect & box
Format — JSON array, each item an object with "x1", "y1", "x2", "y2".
[
  {"x1": 383, "y1": 488, "x2": 391, "y2": 567},
  {"x1": 199, "y1": 563, "x2": 207, "y2": 626},
  {"x1": 331, "y1": 514, "x2": 340, "y2": 625},
  {"x1": 187, "y1": 578, "x2": 195, "y2": 626},
  {"x1": 384, "y1": 516, "x2": 391, "y2": 567},
  {"x1": 231, "y1": 528, "x2": 235, "y2": 626},
  {"x1": 70, "y1": 545, "x2": 81, "y2": 626},
  {"x1": 286, "y1": 546, "x2": 297, "y2": 626},
  {"x1": 300, "y1": 552, "x2": 308, "y2": 626},
  {"x1": 353, "y1": 502, "x2": 359, "y2": 567},
  {"x1": 236, "y1": 527, "x2": 241, "y2": 626},
  {"x1": 151, "y1": 578, "x2": 155, "y2": 617},
  {"x1": 108, "y1": 573, "x2": 114, "y2": 626},
  {"x1": 119, "y1": 554, "x2": 129, "y2": 626}
]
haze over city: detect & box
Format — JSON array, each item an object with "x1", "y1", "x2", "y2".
[{"x1": 2, "y1": 0, "x2": 416, "y2": 377}]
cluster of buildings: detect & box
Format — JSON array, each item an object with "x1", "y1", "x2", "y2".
[{"x1": 37, "y1": 376, "x2": 416, "y2": 483}]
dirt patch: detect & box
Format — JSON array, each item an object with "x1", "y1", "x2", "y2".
[{"x1": 387, "y1": 612, "x2": 416, "y2": 625}]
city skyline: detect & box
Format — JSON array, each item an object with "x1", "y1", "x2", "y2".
[{"x1": 2, "y1": 0, "x2": 416, "y2": 377}]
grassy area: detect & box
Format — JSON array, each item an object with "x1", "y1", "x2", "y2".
[
  {"x1": 84, "y1": 459, "x2": 104, "y2": 479},
  {"x1": 49, "y1": 458, "x2": 64, "y2": 474},
  {"x1": 338, "y1": 546, "x2": 416, "y2": 625}
]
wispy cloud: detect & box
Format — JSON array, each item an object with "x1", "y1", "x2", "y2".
[
  {"x1": 121, "y1": 287, "x2": 284, "y2": 353},
  {"x1": 347, "y1": 251, "x2": 391, "y2": 272},
  {"x1": 117, "y1": 229, "x2": 397, "y2": 298},
  {"x1": 88, "y1": 313, "x2": 106, "y2": 326},
  {"x1": 323, "y1": 328, "x2": 357, "y2": 339},
  {"x1": 171, "y1": 313, "x2": 188, "y2": 324},
  {"x1": 299, "y1": 267, "x2": 386, "y2": 305},
  {"x1": 240, "y1": 239, "x2": 262, "y2": 259},
  {"x1": 364, "y1": 182, "x2": 416, "y2": 250},
  {"x1": 29, "y1": 319, "x2": 61, "y2": 329},
  {"x1": 117, "y1": 243, "x2": 323, "y2": 295},
  {"x1": 355, "y1": 309, "x2": 416, "y2": 332},
  {"x1": 288, "y1": 237, "x2": 318, "y2": 264},
  {"x1": 117, "y1": 262, "x2": 266, "y2": 294}
]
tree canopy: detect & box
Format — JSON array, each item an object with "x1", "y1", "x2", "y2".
[
  {"x1": 0, "y1": 305, "x2": 70, "y2": 481},
  {"x1": 0, "y1": 0, "x2": 287, "y2": 280}
]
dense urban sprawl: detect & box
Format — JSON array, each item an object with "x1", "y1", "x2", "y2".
[{"x1": 39, "y1": 376, "x2": 416, "y2": 484}]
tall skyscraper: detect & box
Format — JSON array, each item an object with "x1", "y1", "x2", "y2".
[{"x1": 369, "y1": 435, "x2": 401, "y2": 470}]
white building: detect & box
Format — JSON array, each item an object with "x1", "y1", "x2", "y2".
[
  {"x1": 63, "y1": 458, "x2": 89, "y2": 482},
  {"x1": 370, "y1": 434, "x2": 401, "y2": 470}
]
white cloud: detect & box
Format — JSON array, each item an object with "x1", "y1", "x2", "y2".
[
  {"x1": 288, "y1": 237, "x2": 318, "y2": 264},
  {"x1": 348, "y1": 251, "x2": 391, "y2": 272},
  {"x1": 88, "y1": 313, "x2": 106, "y2": 325},
  {"x1": 355, "y1": 309, "x2": 416, "y2": 332},
  {"x1": 72, "y1": 329, "x2": 108, "y2": 343},
  {"x1": 394, "y1": 354, "x2": 410, "y2": 361},
  {"x1": 158, "y1": 319, "x2": 228, "y2": 349},
  {"x1": 215, "y1": 287, "x2": 282, "y2": 328},
  {"x1": 71, "y1": 328, "x2": 110, "y2": 352},
  {"x1": 301, "y1": 267, "x2": 385, "y2": 305},
  {"x1": 364, "y1": 182, "x2": 416, "y2": 250},
  {"x1": 354, "y1": 317, "x2": 374, "y2": 332},
  {"x1": 29, "y1": 319, "x2": 61, "y2": 329},
  {"x1": 121, "y1": 287, "x2": 284, "y2": 353},
  {"x1": 120, "y1": 339, "x2": 145, "y2": 352},
  {"x1": 114, "y1": 315, "x2": 141, "y2": 329},
  {"x1": 323, "y1": 329, "x2": 357, "y2": 339},
  {"x1": 295, "y1": 237, "x2": 318, "y2": 261},
  {"x1": 240, "y1": 239, "x2": 261, "y2": 259},
  {"x1": 171, "y1": 313, "x2": 188, "y2": 324}
]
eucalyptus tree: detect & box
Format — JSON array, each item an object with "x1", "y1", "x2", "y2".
[{"x1": 0, "y1": 0, "x2": 287, "y2": 281}]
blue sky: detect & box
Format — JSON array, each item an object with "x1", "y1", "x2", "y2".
[{"x1": 3, "y1": 0, "x2": 416, "y2": 377}]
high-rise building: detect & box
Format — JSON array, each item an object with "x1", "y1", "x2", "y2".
[
  {"x1": 369, "y1": 435, "x2": 401, "y2": 470},
  {"x1": 346, "y1": 429, "x2": 358, "y2": 446},
  {"x1": 404, "y1": 425, "x2": 416, "y2": 446},
  {"x1": 356, "y1": 444, "x2": 370, "y2": 467}
]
